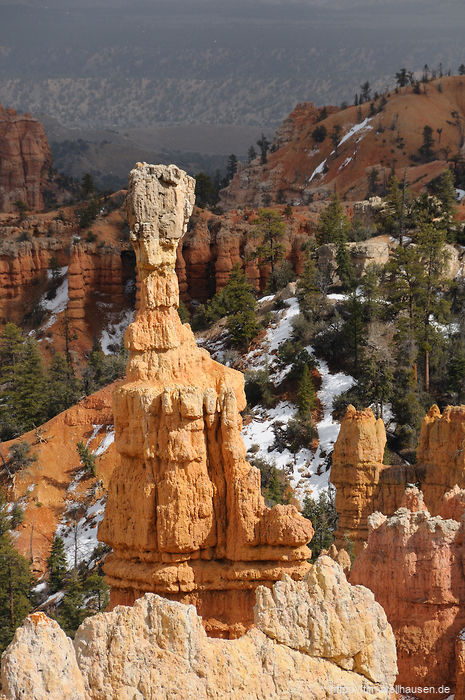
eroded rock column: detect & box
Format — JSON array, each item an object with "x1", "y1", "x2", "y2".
[{"x1": 99, "y1": 163, "x2": 313, "y2": 637}]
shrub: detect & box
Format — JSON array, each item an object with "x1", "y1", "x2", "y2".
[{"x1": 76, "y1": 442, "x2": 96, "y2": 477}]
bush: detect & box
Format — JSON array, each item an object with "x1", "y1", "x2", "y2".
[
  {"x1": 250, "y1": 457, "x2": 293, "y2": 506},
  {"x1": 76, "y1": 442, "x2": 96, "y2": 477},
  {"x1": 284, "y1": 415, "x2": 317, "y2": 452},
  {"x1": 244, "y1": 369, "x2": 274, "y2": 407},
  {"x1": 7, "y1": 442, "x2": 38, "y2": 474},
  {"x1": 312, "y1": 125, "x2": 327, "y2": 143},
  {"x1": 301, "y1": 490, "x2": 338, "y2": 560},
  {"x1": 266, "y1": 261, "x2": 296, "y2": 292}
]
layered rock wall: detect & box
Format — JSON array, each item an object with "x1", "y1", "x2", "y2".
[
  {"x1": 99, "y1": 163, "x2": 314, "y2": 637},
  {"x1": 351, "y1": 491, "x2": 465, "y2": 696},
  {"x1": 1, "y1": 558, "x2": 397, "y2": 700},
  {"x1": 67, "y1": 243, "x2": 128, "y2": 338},
  {"x1": 0, "y1": 104, "x2": 52, "y2": 212}
]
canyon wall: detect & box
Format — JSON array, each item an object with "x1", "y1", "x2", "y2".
[
  {"x1": 351, "y1": 488, "x2": 465, "y2": 697},
  {"x1": 178, "y1": 207, "x2": 310, "y2": 300},
  {"x1": 98, "y1": 163, "x2": 314, "y2": 637},
  {"x1": 0, "y1": 104, "x2": 52, "y2": 213},
  {"x1": 1, "y1": 557, "x2": 397, "y2": 700}
]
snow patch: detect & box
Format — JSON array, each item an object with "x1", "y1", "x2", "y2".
[
  {"x1": 308, "y1": 158, "x2": 327, "y2": 183},
  {"x1": 100, "y1": 308, "x2": 135, "y2": 354},
  {"x1": 338, "y1": 118, "x2": 372, "y2": 147},
  {"x1": 457, "y1": 188, "x2": 465, "y2": 202}
]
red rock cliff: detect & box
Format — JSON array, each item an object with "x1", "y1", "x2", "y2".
[
  {"x1": 99, "y1": 163, "x2": 314, "y2": 637},
  {"x1": 0, "y1": 104, "x2": 52, "y2": 212}
]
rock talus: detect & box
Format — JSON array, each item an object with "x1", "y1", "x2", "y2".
[
  {"x1": 1, "y1": 558, "x2": 398, "y2": 700},
  {"x1": 98, "y1": 163, "x2": 313, "y2": 636}
]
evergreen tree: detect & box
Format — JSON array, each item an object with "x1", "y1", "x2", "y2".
[
  {"x1": 297, "y1": 365, "x2": 316, "y2": 416},
  {"x1": 419, "y1": 125, "x2": 435, "y2": 162},
  {"x1": 360, "y1": 81, "x2": 371, "y2": 102},
  {"x1": 316, "y1": 194, "x2": 351, "y2": 245},
  {"x1": 247, "y1": 145, "x2": 257, "y2": 163},
  {"x1": 13, "y1": 338, "x2": 49, "y2": 433},
  {"x1": 330, "y1": 124, "x2": 342, "y2": 154},
  {"x1": 301, "y1": 490, "x2": 338, "y2": 561},
  {"x1": 0, "y1": 494, "x2": 33, "y2": 652},
  {"x1": 194, "y1": 172, "x2": 217, "y2": 208},
  {"x1": 47, "y1": 536, "x2": 68, "y2": 593},
  {"x1": 0, "y1": 323, "x2": 24, "y2": 437},
  {"x1": 80, "y1": 173, "x2": 95, "y2": 199},
  {"x1": 84, "y1": 572, "x2": 109, "y2": 613},
  {"x1": 58, "y1": 571, "x2": 87, "y2": 637},
  {"x1": 48, "y1": 353, "x2": 81, "y2": 418},
  {"x1": 459, "y1": 64, "x2": 465, "y2": 76},
  {"x1": 335, "y1": 231, "x2": 356, "y2": 291},
  {"x1": 395, "y1": 68, "x2": 409, "y2": 87},
  {"x1": 77, "y1": 441, "x2": 96, "y2": 477},
  {"x1": 226, "y1": 154, "x2": 238, "y2": 182},
  {"x1": 251, "y1": 208, "x2": 286, "y2": 291},
  {"x1": 256, "y1": 134, "x2": 270, "y2": 164}
]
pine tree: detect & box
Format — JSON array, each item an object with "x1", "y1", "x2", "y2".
[
  {"x1": 302, "y1": 490, "x2": 337, "y2": 561},
  {"x1": 419, "y1": 125, "x2": 435, "y2": 162},
  {"x1": 47, "y1": 536, "x2": 68, "y2": 593},
  {"x1": 330, "y1": 124, "x2": 342, "y2": 154},
  {"x1": 48, "y1": 353, "x2": 81, "y2": 418},
  {"x1": 0, "y1": 324, "x2": 24, "y2": 437},
  {"x1": 77, "y1": 441, "x2": 96, "y2": 477},
  {"x1": 58, "y1": 571, "x2": 87, "y2": 637},
  {"x1": 85, "y1": 572, "x2": 109, "y2": 613},
  {"x1": 256, "y1": 134, "x2": 270, "y2": 164},
  {"x1": 247, "y1": 145, "x2": 257, "y2": 163},
  {"x1": 0, "y1": 494, "x2": 33, "y2": 652},
  {"x1": 316, "y1": 194, "x2": 351, "y2": 246},
  {"x1": 251, "y1": 208, "x2": 286, "y2": 291},
  {"x1": 13, "y1": 338, "x2": 49, "y2": 432},
  {"x1": 335, "y1": 231, "x2": 356, "y2": 291},
  {"x1": 297, "y1": 365, "x2": 316, "y2": 416},
  {"x1": 226, "y1": 154, "x2": 238, "y2": 182}
]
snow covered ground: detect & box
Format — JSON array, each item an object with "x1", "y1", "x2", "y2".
[
  {"x1": 242, "y1": 296, "x2": 354, "y2": 499},
  {"x1": 100, "y1": 307, "x2": 135, "y2": 354},
  {"x1": 55, "y1": 424, "x2": 114, "y2": 568}
]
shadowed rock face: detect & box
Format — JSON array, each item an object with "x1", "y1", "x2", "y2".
[
  {"x1": 0, "y1": 104, "x2": 52, "y2": 212},
  {"x1": 351, "y1": 488, "x2": 465, "y2": 696},
  {"x1": 98, "y1": 163, "x2": 313, "y2": 637},
  {"x1": 1, "y1": 558, "x2": 397, "y2": 700}
]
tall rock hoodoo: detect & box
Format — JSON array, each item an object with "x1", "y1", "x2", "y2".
[
  {"x1": 0, "y1": 104, "x2": 52, "y2": 212},
  {"x1": 99, "y1": 163, "x2": 313, "y2": 637},
  {"x1": 331, "y1": 406, "x2": 387, "y2": 550}
]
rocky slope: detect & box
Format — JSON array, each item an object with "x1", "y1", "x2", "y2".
[
  {"x1": 0, "y1": 384, "x2": 118, "y2": 577},
  {"x1": 1, "y1": 557, "x2": 397, "y2": 700},
  {"x1": 99, "y1": 163, "x2": 313, "y2": 637},
  {"x1": 0, "y1": 104, "x2": 52, "y2": 213},
  {"x1": 221, "y1": 76, "x2": 465, "y2": 208},
  {"x1": 351, "y1": 487, "x2": 465, "y2": 697}
]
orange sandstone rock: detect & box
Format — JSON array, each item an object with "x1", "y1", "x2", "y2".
[
  {"x1": 0, "y1": 104, "x2": 52, "y2": 212},
  {"x1": 99, "y1": 163, "x2": 313, "y2": 636},
  {"x1": 331, "y1": 405, "x2": 387, "y2": 549},
  {"x1": 418, "y1": 404, "x2": 465, "y2": 514},
  {"x1": 351, "y1": 489, "x2": 465, "y2": 697}
]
